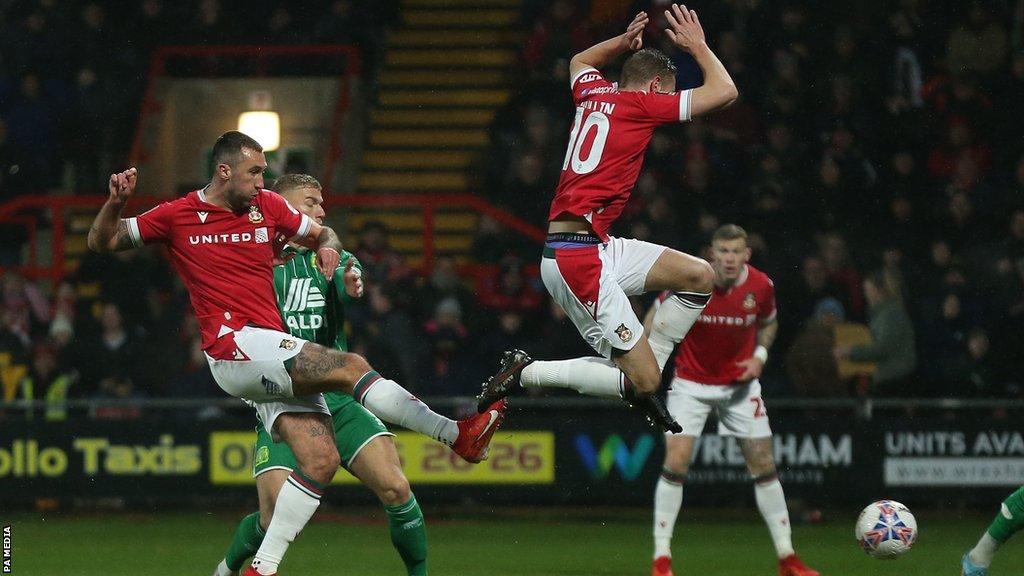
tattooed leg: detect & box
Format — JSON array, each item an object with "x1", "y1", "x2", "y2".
[
  {"x1": 274, "y1": 412, "x2": 339, "y2": 484},
  {"x1": 289, "y1": 342, "x2": 371, "y2": 395}
]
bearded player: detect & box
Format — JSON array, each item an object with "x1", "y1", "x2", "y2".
[
  {"x1": 477, "y1": 5, "x2": 736, "y2": 431},
  {"x1": 645, "y1": 225, "x2": 818, "y2": 576},
  {"x1": 89, "y1": 132, "x2": 503, "y2": 576},
  {"x1": 212, "y1": 174, "x2": 505, "y2": 576}
]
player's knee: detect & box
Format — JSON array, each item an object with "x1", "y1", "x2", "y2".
[
  {"x1": 341, "y1": 352, "x2": 372, "y2": 378},
  {"x1": 685, "y1": 259, "x2": 715, "y2": 293},
  {"x1": 377, "y1": 473, "x2": 411, "y2": 506},
  {"x1": 302, "y1": 449, "x2": 341, "y2": 485}
]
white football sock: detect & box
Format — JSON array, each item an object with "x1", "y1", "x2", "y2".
[
  {"x1": 520, "y1": 357, "x2": 626, "y2": 399},
  {"x1": 653, "y1": 474, "x2": 684, "y2": 558},
  {"x1": 649, "y1": 292, "x2": 710, "y2": 370},
  {"x1": 357, "y1": 372, "x2": 458, "y2": 445},
  {"x1": 969, "y1": 532, "x2": 1000, "y2": 567},
  {"x1": 755, "y1": 476, "x2": 795, "y2": 558},
  {"x1": 251, "y1": 472, "x2": 323, "y2": 575},
  {"x1": 213, "y1": 559, "x2": 235, "y2": 576}
]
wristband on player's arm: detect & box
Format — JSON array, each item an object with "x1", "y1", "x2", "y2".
[{"x1": 753, "y1": 345, "x2": 769, "y2": 364}]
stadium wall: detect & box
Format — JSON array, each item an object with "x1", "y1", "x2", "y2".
[{"x1": 3, "y1": 408, "x2": 1021, "y2": 508}]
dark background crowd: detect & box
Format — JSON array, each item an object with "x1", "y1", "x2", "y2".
[{"x1": 2, "y1": 0, "x2": 1023, "y2": 416}]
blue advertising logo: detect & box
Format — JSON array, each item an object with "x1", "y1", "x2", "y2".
[{"x1": 575, "y1": 433, "x2": 655, "y2": 481}]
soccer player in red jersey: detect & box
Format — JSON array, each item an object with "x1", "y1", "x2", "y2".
[
  {"x1": 88, "y1": 132, "x2": 504, "y2": 576},
  {"x1": 477, "y1": 5, "x2": 737, "y2": 430},
  {"x1": 645, "y1": 225, "x2": 819, "y2": 576}
]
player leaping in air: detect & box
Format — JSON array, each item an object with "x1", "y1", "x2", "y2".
[
  {"x1": 89, "y1": 132, "x2": 504, "y2": 576},
  {"x1": 212, "y1": 174, "x2": 501, "y2": 576},
  {"x1": 646, "y1": 225, "x2": 819, "y2": 576},
  {"x1": 477, "y1": 5, "x2": 737, "y2": 431}
]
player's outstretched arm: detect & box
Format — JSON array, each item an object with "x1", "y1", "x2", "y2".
[
  {"x1": 294, "y1": 221, "x2": 344, "y2": 278},
  {"x1": 569, "y1": 11, "x2": 648, "y2": 80},
  {"x1": 664, "y1": 4, "x2": 737, "y2": 118},
  {"x1": 88, "y1": 167, "x2": 138, "y2": 253}
]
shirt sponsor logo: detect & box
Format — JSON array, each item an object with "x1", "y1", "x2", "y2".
[
  {"x1": 255, "y1": 227, "x2": 269, "y2": 244},
  {"x1": 188, "y1": 233, "x2": 253, "y2": 245},
  {"x1": 698, "y1": 314, "x2": 757, "y2": 327},
  {"x1": 579, "y1": 73, "x2": 601, "y2": 83},
  {"x1": 282, "y1": 278, "x2": 326, "y2": 312}
]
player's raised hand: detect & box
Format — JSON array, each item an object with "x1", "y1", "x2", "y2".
[
  {"x1": 108, "y1": 167, "x2": 137, "y2": 204},
  {"x1": 316, "y1": 246, "x2": 340, "y2": 279},
  {"x1": 664, "y1": 4, "x2": 706, "y2": 54},
  {"x1": 623, "y1": 11, "x2": 648, "y2": 51},
  {"x1": 736, "y1": 356, "x2": 764, "y2": 382},
  {"x1": 343, "y1": 260, "x2": 364, "y2": 298}
]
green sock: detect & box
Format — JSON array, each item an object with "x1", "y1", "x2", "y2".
[
  {"x1": 224, "y1": 511, "x2": 266, "y2": 572},
  {"x1": 988, "y1": 485, "x2": 1024, "y2": 543},
  {"x1": 385, "y1": 493, "x2": 428, "y2": 576}
]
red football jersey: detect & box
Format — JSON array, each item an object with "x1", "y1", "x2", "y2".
[
  {"x1": 661, "y1": 264, "x2": 776, "y2": 385},
  {"x1": 126, "y1": 188, "x2": 311, "y2": 356},
  {"x1": 548, "y1": 67, "x2": 693, "y2": 240}
]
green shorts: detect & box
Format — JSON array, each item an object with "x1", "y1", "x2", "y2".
[{"x1": 253, "y1": 392, "x2": 392, "y2": 476}]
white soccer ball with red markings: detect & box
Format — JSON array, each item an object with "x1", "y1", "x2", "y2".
[{"x1": 855, "y1": 500, "x2": 918, "y2": 559}]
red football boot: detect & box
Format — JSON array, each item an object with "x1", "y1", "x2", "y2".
[
  {"x1": 452, "y1": 399, "x2": 507, "y2": 463},
  {"x1": 651, "y1": 555, "x2": 674, "y2": 576},
  {"x1": 243, "y1": 567, "x2": 273, "y2": 576},
  {"x1": 778, "y1": 554, "x2": 820, "y2": 576}
]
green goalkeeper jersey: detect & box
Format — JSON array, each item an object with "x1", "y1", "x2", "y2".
[{"x1": 273, "y1": 245, "x2": 361, "y2": 353}]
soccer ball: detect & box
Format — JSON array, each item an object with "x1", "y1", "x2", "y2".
[{"x1": 855, "y1": 500, "x2": 917, "y2": 559}]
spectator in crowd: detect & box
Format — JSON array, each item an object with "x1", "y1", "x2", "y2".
[
  {"x1": 422, "y1": 297, "x2": 472, "y2": 395},
  {"x1": 834, "y1": 271, "x2": 918, "y2": 396},
  {"x1": 18, "y1": 343, "x2": 76, "y2": 420},
  {"x1": 786, "y1": 297, "x2": 845, "y2": 397},
  {"x1": 354, "y1": 220, "x2": 413, "y2": 286},
  {"x1": 77, "y1": 302, "x2": 145, "y2": 397}
]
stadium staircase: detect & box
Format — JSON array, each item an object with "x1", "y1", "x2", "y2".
[{"x1": 353, "y1": 0, "x2": 524, "y2": 267}]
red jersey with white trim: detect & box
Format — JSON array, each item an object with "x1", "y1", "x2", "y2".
[
  {"x1": 659, "y1": 264, "x2": 776, "y2": 384},
  {"x1": 126, "y1": 188, "x2": 311, "y2": 356},
  {"x1": 548, "y1": 67, "x2": 693, "y2": 240}
]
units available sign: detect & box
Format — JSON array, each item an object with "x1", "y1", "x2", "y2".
[{"x1": 883, "y1": 430, "x2": 1024, "y2": 487}]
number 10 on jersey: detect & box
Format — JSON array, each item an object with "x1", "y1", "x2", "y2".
[{"x1": 562, "y1": 107, "x2": 610, "y2": 175}]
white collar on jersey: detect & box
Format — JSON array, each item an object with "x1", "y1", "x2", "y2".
[{"x1": 198, "y1": 185, "x2": 210, "y2": 203}]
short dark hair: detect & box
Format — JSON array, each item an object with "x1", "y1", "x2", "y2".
[
  {"x1": 272, "y1": 174, "x2": 321, "y2": 194},
  {"x1": 620, "y1": 49, "x2": 677, "y2": 88},
  {"x1": 712, "y1": 224, "x2": 748, "y2": 243},
  {"x1": 212, "y1": 131, "x2": 263, "y2": 167}
]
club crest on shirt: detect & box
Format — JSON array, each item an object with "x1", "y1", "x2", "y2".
[
  {"x1": 279, "y1": 339, "x2": 297, "y2": 350},
  {"x1": 614, "y1": 323, "x2": 633, "y2": 343},
  {"x1": 249, "y1": 205, "x2": 265, "y2": 224},
  {"x1": 743, "y1": 292, "x2": 757, "y2": 311}
]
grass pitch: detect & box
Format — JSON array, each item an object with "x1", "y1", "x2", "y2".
[{"x1": 6, "y1": 507, "x2": 1021, "y2": 575}]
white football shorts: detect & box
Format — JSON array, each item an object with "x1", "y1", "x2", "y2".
[
  {"x1": 205, "y1": 325, "x2": 329, "y2": 439},
  {"x1": 541, "y1": 236, "x2": 665, "y2": 358},
  {"x1": 666, "y1": 377, "x2": 773, "y2": 438}
]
